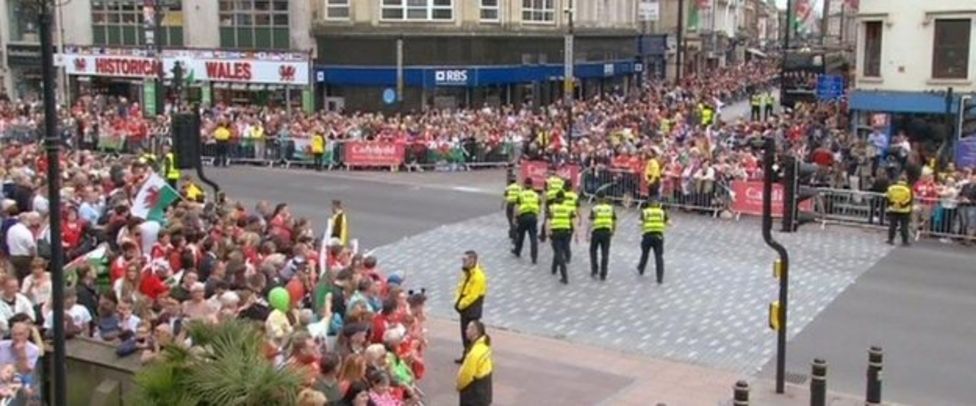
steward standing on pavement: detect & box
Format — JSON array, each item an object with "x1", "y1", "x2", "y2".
[
  {"x1": 886, "y1": 175, "x2": 913, "y2": 246},
  {"x1": 750, "y1": 91, "x2": 762, "y2": 121},
  {"x1": 545, "y1": 192, "x2": 575, "y2": 284},
  {"x1": 637, "y1": 199, "x2": 668, "y2": 284},
  {"x1": 213, "y1": 121, "x2": 231, "y2": 167},
  {"x1": 455, "y1": 251, "x2": 487, "y2": 364},
  {"x1": 457, "y1": 320, "x2": 493, "y2": 406},
  {"x1": 588, "y1": 193, "x2": 616, "y2": 281},
  {"x1": 763, "y1": 91, "x2": 775, "y2": 120},
  {"x1": 503, "y1": 176, "x2": 522, "y2": 243},
  {"x1": 311, "y1": 130, "x2": 326, "y2": 171},
  {"x1": 162, "y1": 144, "x2": 180, "y2": 190},
  {"x1": 512, "y1": 179, "x2": 540, "y2": 265}
]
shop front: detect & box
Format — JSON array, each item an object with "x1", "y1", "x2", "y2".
[
  {"x1": 57, "y1": 47, "x2": 312, "y2": 112},
  {"x1": 4, "y1": 43, "x2": 45, "y2": 100}
]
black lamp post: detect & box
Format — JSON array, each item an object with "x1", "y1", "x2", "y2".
[{"x1": 31, "y1": 0, "x2": 67, "y2": 405}]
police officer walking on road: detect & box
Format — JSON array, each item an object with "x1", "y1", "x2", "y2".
[
  {"x1": 588, "y1": 193, "x2": 616, "y2": 281},
  {"x1": 512, "y1": 179, "x2": 540, "y2": 264},
  {"x1": 545, "y1": 191, "x2": 575, "y2": 284},
  {"x1": 561, "y1": 180, "x2": 579, "y2": 263},
  {"x1": 503, "y1": 176, "x2": 522, "y2": 244},
  {"x1": 545, "y1": 169, "x2": 565, "y2": 206},
  {"x1": 637, "y1": 199, "x2": 668, "y2": 284},
  {"x1": 886, "y1": 174, "x2": 913, "y2": 246}
]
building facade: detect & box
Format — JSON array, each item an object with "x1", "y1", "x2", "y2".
[
  {"x1": 312, "y1": 0, "x2": 642, "y2": 111},
  {"x1": 1, "y1": 0, "x2": 315, "y2": 110},
  {"x1": 851, "y1": 0, "x2": 975, "y2": 163}
]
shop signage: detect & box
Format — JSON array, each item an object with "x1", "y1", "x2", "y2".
[
  {"x1": 58, "y1": 49, "x2": 309, "y2": 85},
  {"x1": 5, "y1": 44, "x2": 52, "y2": 67},
  {"x1": 343, "y1": 142, "x2": 405, "y2": 168},
  {"x1": 603, "y1": 64, "x2": 615, "y2": 77},
  {"x1": 434, "y1": 69, "x2": 469, "y2": 86}
]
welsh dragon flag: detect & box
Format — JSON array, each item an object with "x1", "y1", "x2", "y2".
[
  {"x1": 132, "y1": 173, "x2": 181, "y2": 223},
  {"x1": 65, "y1": 244, "x2": 110, "y2": 288}
]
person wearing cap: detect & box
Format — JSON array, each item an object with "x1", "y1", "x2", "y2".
[
  {"x1": 637, "y1": 198, "x2": 669, "y2": 284},
  {"x1": 545, "y1": 192, "x2": 574, "y2": 285},
  {"x1": 502, "y1": 176, "x2": 522, "y2": 244},
  {"x1": 512, "y1": 178, "x2": 540, "y2": 264},
  {"x1": 588, "y1": 193, "x2": 616, "y2": 281},
  {"x1": 329, "y1": 200, "x2": 349, "y2": 247},
  {"x1": 454, "y1": 251, "x2": 486, "y2": 363}
]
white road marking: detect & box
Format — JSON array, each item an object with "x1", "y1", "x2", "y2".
[{"x1": 451, "y1": 186, "x2": 484, "y2": 193}]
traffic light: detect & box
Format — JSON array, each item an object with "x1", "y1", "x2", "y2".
[
  {"x1": 782, "y1": 155, "x2": 819, "y2": 232},
  {"x1": 171, "y1": 61, "x2": 184, "y2": 93}
]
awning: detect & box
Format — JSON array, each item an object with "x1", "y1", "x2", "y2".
[{"x1": 746, "y1": 48, "x2": 768, "y2": 58}]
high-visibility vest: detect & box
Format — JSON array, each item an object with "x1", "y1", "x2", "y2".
[
  {"x1": 563, "y1": 191, "x2": 578, "y2": 210},
  {"x1": 751, "y1": 94, "x2": 762, "y2": 107},
  {"x1": 214, "y1": 127, "x2": 231, "y2": 141},
  {"x1": 505, "y1": 184, "x2": 522, "y2": 204},
  {"x1": 762, "y1": 93, "x2": 774, "y2": 107},
  {"x1": 701, "y1": 107, "x2": 714, "y2": 126},
  {"x1": 518, "y1": 190, "x2": 540, "y2": 215},
  {"x1": 311, "y1": 135, "x2": 325, "y2": 154},
  {"x1": 642, "y1": 207, "x2": 666, "y2": 234},
  {"x1": 546, "y1": 176, "x2": 565, "y2": 200},
  {"x1": 592, "y1": 204, "x2": 615, "y2": 231},
  {"x1": 886, "y1": 182, "x2": 913, "y2": 213},
  {"x1": 549, "y1": 203, "x2": 573, "y2": 231},
  {"x1": 164, "y1": 152, "x2": 180, "y2": 181}
]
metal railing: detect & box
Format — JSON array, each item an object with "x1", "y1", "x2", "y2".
[
  {"x1": 580, "y1": 167, "x2": 735, "y2": 216},
  {"x1": 816, "y1": 188, "x2": 976, "y2": 241}
]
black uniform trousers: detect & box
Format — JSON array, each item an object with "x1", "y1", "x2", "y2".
[
  {"x1": 550, "y1": 230, "x2": 571, "y2": 283},
  {"x1": 638, "y1": 232, "x2": 665, "y2": 283},
  {"x1": 513, "y1": 213, "x2": 538, "y2": 263},
  {"x1": 764, "y1": 104, "x2": 774, "y2": 120},
  {"x1": 589, "y1": 229, "x2": 612, "y2": 280},
  {"x1": 505, "y1": 203, "x2": 517, "y2": 242},
  {"x1": 751, "y1": 105, "x2": 761, "y2": 121},
  {"x1": 215, "y1": 140, "x2": 230, "y2": 167},
  {"x1": 887, "y1": 212, "x2": 911, "y2": 245}
]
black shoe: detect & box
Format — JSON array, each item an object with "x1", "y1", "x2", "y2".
[
  {"x1": 600, "y1": 275, "x2": 607, "y2": 281},
  {"x1": 559, "y1": 278, "x2": 568, "y2": 284},
  {"x1": 454, "y1": 358, "x2": 464, "y2": 364},
  {"x1": 636, "y1": 266, "x2": 644, "y2": 276},
  {"x1": 885, "y1": 240, "x2": 894, "y2": 246},
  {"x1": 902, "y1": 242, "x2": 911, "y2": 247},
  {"x1": 511, "y1": 249, "x2": 520, "y2": 258},
  {"x1": 590, "y1": 273, "x2": 597, "y2": 279}
]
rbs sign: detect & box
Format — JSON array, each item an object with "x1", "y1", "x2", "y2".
[{"x1": 434, "y1": 69, "x2": 469, "y2": 86}]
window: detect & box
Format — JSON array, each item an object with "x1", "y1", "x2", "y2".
[
  {"x1": 480, "y1": 0, "x2": 499, "y2": 21},
  {"x1": 8, "y1": 0, "x2": 39, "y2": 42},
  {"x1": 932, "y1": 19, "x2": 971, "y2": 80},
  {"x1": 380, "y1": 0, "x2": 453, "y2": 21},
  {"x1": 862, "y1": 21, "x2": 882, "y2": 77},
  {"x1": 522, "y1": 0, "x2": 554, "y2": 23},
  {"x1": 91, "y1": 0, "x2": 184, "y2": 47},
  {"x1": 219, "y1": 0, "x2": 290, "y2": 49},
  {"x1": 326, "y1": 0, "x2": 350, "y2": 19}
]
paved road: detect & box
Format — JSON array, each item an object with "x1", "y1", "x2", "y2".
[{"x1": 760, "y1": 239, "x2": 976, "y2": 405}]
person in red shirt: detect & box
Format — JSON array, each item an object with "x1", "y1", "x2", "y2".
[
  {"x1": 61, "y1": 208, "x2": 85, "y2": 252},
  {"x1": 139, "y1": 261, "x2": 170, "y2": 301},
  {"x1": 151, "y1": 230, "x2": 171, "y2": 260}
]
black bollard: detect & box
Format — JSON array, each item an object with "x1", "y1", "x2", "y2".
[
  {"x1": 810, "y1": 358, "x2": 827, "y2": 406},
  {"x1": 866, "y1": 346, "x2": 883, "y2": 405},
  {"x1": 734, "y1": 380, "x2": 750, "y2": 406}
]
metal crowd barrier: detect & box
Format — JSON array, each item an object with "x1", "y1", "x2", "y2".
[
  {"x1": 580, "y1": 167, "x2": 735, "y2": 216},
  {"x1": 197, "y1": 138, "x2": 515, "y2": 170},
  {"x1": 814, "y1": 188, "x2": 975, "y2": 242},
  {"x1": 0, "y1": 126, "x2": 40, "y2": 144}
]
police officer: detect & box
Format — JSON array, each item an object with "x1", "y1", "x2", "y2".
[
  {"x1": 512, "y1": 179, "x2": 540, "y2": 265},
  {"x1": 545, "y1": 191, "x2": 574, "y2": 284},
  {"x1": 545, "y1": 169, "x2": 565, "y2": 205},
  {"x1": 699, "y1": 102, "x2": 715, "y2": 127},
  {"x1": 503, "y1": 176, "x2": 522, "y2": 243},
  {"x1": 750, "y1": 92, "x2": 762, "y2": 121},
  {"x1": 162, "y1": 144, "x2": 180, "y2": 190},
  {"x1": 637, "y1": 199, "x2": 668, "y2": 284},
  {"x1": 885, "y1": 175, "x2": 913, "y2": 246},
  {"x1": 588, "y1": 193, "x2": 616, "y2": 281},
  {"x1": 561, "y1": 180, "x2": 579, "y2": 263},
  {"x1": 762, "y1": 91, "x2": 775, "y2": 120}
]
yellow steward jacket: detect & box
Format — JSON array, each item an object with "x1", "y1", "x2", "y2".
[
  {"x1": 330, "y1": 211, "x2": 349, "y2": 247},
  {"x1": 455, "y1": 264, "x2": 487, "y2": 319},
  {"x1": 457, "y1": 336, "x2": 493, "y2": 405},
  {"x1": 886, "y1": 182, "x2": 913, "y2": 213}
]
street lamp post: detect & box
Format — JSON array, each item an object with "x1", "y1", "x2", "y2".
[
  {"x1": 33, "y1": 0, "x2": 67, "y2": 405},
  {"x1": 564, "y1": 0, "x2": 575, "y2": 157}
]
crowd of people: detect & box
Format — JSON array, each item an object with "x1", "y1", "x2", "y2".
[{"x1": 0, "y1": 134, "x2": 487, "y2": 404}]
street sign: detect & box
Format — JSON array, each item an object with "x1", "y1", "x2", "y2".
[
  {"x1": 639, "y1": 0, "x2": 660, "y2": 22},
  {"x1": 382, "y1": 88, "x2": 397, "y2": 105},
  {"x1": 816, "y1": 74, "x2": 845, "y2": 101}
]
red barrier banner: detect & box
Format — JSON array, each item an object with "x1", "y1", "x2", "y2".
[
  {"x1": 344, "y1": 142, "x2": 405, "y2": 168},
  {"x1": 731, "y1": 180, "x2": 813, "y2": 217},
  {"x1": 519, "y1": 161, "x2": 581, "y2": 191}
]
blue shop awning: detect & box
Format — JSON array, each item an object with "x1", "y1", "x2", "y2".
[{"x1": 849, "y1": 90, "x2": 962, "y2": 114}]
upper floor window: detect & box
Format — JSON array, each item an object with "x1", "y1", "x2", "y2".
[
  {"x1": 480, "y1": 0, "x2": 499, "y2": 22},
  {"x1": 381, "y1": 0, "x2": 454, "y2": 21},
  {"x1": 219, "y1": 0, "x2": 290, "y2": 49},
  {"x1": 862, "y1": 21, "x2": 882, "y2": 77},
  {"x1": 522, "y1": 0, "x2": 554, "y2": 23},
  {"x1": 325, "y1": 0, "x2": 350, "y2": 20},
  {"x1": 91, "y1": 0, "x2": 184, "y2": 47},
  {"x1": 7, "y1": 0, "x2": 39, "y2": 43},
  {"x1": 932, "y1": 19, "x2": 971, "y2": 80}
]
